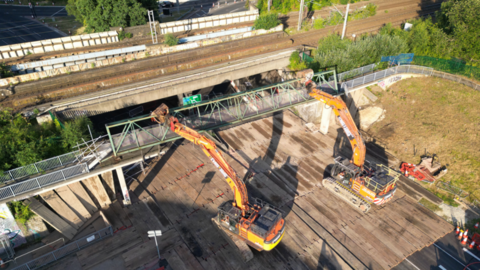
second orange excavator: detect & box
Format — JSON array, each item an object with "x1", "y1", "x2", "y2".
[
  {"x1": 305, "y1": 79, "x2": 401, "y2": 213},
  {"x1": 151, "y1": 104, "x2": 285, "y2": 258}
]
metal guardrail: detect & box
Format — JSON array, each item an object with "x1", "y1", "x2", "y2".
[
  {"x1": 340, "y1": 65, "x2": 434, "y2": 90},
  {"x1": 0, "y1": 151, "x2": 81, "y2": 184},
  {"x1": 12, "y1": 226, "x2": 113, "y2": 270},
  {"x1": 0, "y1": 163, "x2": 89, "y2": 201},
  {"x1": 330, "y1": 64, "x2": 377, "y2": 82}
]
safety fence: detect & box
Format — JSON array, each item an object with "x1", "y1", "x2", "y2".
[
  {"x1": 12, "y1": 226, "x2": 113, "y2": 270},
  {"x1": 0, "y1": 163, "x2": 89, "y2": 201},
  {"x1": 334, "y1": 64, "x2": 377, "y2": 82},
  {"x1": 0, "y1": 151, "x2": 81, "y2": 184},
  {"x1": 340, "y1": 65, "x2": 434, "y2": 90},
  {"x1": 413, "y1": 56, "x2": 480, "y2": 82}
]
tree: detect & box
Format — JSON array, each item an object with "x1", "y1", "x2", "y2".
[
  {"x1": 61, "y1": 116, "x2": 95, "y2": 150},
  {"x1": 253, "y1": 13, "x2": 280, "y2": 30},
  {"x1": 67, "y1": 0, "x2": 148, "y2": 33},
  {"x1": 437, "y1": 0, "x2": 480, "y2": 63}
]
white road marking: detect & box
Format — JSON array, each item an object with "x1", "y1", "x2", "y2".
[
  {"x1": 438, "y1": 265, "x2": 447, "y2": 270},
  {"x1": 434, "y1": 244, "x2": 471, "y2": 270},
  {"x1": 8, "y1": 29, "x2": 26, "y2": 42},
  {"x1": 463, "y1": 248, "x2": 480, "y2": 262},
  {"x1": 50, "y1": 7, "x2": 65, "y2": 17},
  {"x1": 229, "y1": 7, "x2": 241, "y2": 13},
  {"x1": 23, "y1": 25, "x2": 41, "y2": 37},
  {"x1": 406, "y1": 258, "x2": 421, "y2": 270}
]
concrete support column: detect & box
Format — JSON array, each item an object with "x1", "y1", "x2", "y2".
[
  {"x1": 177, "y1": 94, "x2": 183, "y2": 106},
  {"x1": 319, "y1": 104, "x2": 332, "y2": 135},
  {"x1": 116, "y1": 168, "x2": 131, "y2": 206}
]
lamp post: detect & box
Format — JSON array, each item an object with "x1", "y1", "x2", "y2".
[{"x1": 148, "y1": 230, "x2": 162, "y2": 259}]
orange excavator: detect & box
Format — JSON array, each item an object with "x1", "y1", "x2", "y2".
[
  {"x1": 306, "y1": 81, "x2": 401, "y2": 212},
  {"x1": 151, "y1": 104, "x2": 285, "y2": 256}
]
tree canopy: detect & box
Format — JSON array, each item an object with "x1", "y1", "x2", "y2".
[
  {"x1": 0, "y1": 110, "x2": 95, "y2": 173},
  {"x1": 66, "y1": 0, "x2": 157, "y2": 33}
]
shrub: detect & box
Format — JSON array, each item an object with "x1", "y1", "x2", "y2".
[
  {"x1": 164, "y1": 33, "x2": 179, "y2": 46},
  {"x1": 118, "y1": 31, "x2": 133, "y2": 40},
  {"x1": 288, "y1": 52, "x2": 307, "y2": 71},
  {"x1": 313, "y1": 34, "x2": 408, "y2": 73},
  {"x1": 313, "y1": 17, "x2": 326, "y2": 29},
  {"x1": 8, "y1": 201, "x2": 35, "y2": 225},
  {"x1": 254, "y1": 13, "x2": 280, "y2": 30},
  {"x1": 0, "y1": 63, "x2": 14, "y2": 78}
]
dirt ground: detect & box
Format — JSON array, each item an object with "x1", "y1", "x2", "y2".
[{"x1": 367, "y1": 77, "x2": 480, "y2": 206}]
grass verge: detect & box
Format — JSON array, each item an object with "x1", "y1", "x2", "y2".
[{"x1": 368, "y1": 77, "x2": 480, "y2": 205}]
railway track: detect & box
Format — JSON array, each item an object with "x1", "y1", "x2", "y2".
[{"x1": 3, "y1": 0, "x2": 443, "y2": 108}]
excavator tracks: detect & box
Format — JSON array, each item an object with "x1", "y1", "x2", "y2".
[{"x1": 322, "y1": 177, "x2": 372, "y2": 213}]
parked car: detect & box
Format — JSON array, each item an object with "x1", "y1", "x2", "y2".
[{"x1": 159, "y1": 1, "x2": 175, "y2": 8}]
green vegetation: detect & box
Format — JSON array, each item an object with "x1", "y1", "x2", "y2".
[
  {"x1": 0, "y1": 110, "x2": 95, "y2": 173},
  {"x1": 253, "y1": 13, "x2": 281, "y2": 30},
  {"x1": 118, "y1": 31, "x2": 133, "y2": 41},
  {"x1": 164, "y1": 33, "x2": 179, "y2": 47},
  {"x1": 0, "y1": 63, "x2": 13, "y2": 78},
  {"x1": 419, "y1": 198, "x2": 441, "y2": 212},
  {"x1": 256, "y1": 0, "x2": 369, "y2": 14},
  {"x1": 66, "y1": 0, "x2": 157, "y2": 33},
  {"x1": 313, "y1": 4, "x2": 376, "y2": 30},
  {"x1": 312, "y1": 34, "x2": 407, "y2": 73},
  {"x1": 288, "y1": 52, "x2": 307, "y2": 71},
  {"x1": 379, "y1": 0, "x2": 480, "y2": 65},
  {"x1": 8, "y1": 201, "x2": 35, "y2": 225}
]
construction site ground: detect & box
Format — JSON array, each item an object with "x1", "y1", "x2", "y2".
[
  {"x1": 35, "y1": 110, "x2": 454, "y2": 270},
  {"x1": 366, "y1": 77, "x2": 480, "y2": 223}
]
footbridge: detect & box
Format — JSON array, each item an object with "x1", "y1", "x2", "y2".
[{"x1": 0, "y1": 70, "x2": 337, "y2": 205}]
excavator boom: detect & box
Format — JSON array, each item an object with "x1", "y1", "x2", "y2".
[
  {"x1": 151, "y1": 104, "x2": 285, "y2": 253},
  {"x1": 309, "y1": 89, "x2": 366, "y2": 168}
]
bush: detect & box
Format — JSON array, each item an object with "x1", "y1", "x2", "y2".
[
  {"x1": 254, "y1": 13, "x2": 280, "y2": 30},
  {"x1": 8, "y1": 201, "x2": 35, "y2": 225},
  {"x1": 288, "y1": 52, "x2": 307, "y2": 71},
  {"x1": 313, "y1": 17, "x2": 326, "y2": 29},
  {"x1": 164, "y1": 33, "x2": 178, "y2": 46},
  {"x1": 0, "y1": 63, "x2": 14, "y2": 78},
  {"x1": 61, "y1": 116, "x2": 95, "y2": 150},
  {"x1": 118, "y1": 31, "x2": 133, "y2": 41},
  {"x1": 313, "y1": 34, "x2": 408, "y2": 73}
]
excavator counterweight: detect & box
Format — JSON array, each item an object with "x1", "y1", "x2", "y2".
[{"x1": 151, "y1": 104, "x2": 285, "y2": 259}]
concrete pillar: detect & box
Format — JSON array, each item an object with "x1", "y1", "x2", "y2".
[
  {"x1": 177, "y1": 94, "x2": 183, "y2": 106},
  {"x1": 319, "y1": 104, "x2": 332, "y2": 135},
  {"x1": 116, "y1": 168, "x2": 131, "y2": 206}
]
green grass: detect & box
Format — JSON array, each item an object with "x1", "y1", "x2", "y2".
[{"x1": 419, "y1": 198, "x2": 442, "y2": 212}]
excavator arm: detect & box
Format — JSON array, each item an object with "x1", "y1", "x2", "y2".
[
  {"x1": 151, "y1": 105, "x2": 250, "y2": 215},
  {"x1": 309, "y1": 89, "x2": 366, "y2": 168}
]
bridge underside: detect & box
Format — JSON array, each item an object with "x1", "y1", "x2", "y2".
[{"x1": 54, "y1": 49, "x2": 294, "y2": 119}]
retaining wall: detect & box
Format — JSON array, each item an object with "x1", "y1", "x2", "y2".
[
  {"x1": 0, "y1": 31, "x2": 119, "y2": 60},
  {"x1": 158, "y1": 10, "x2": 259, "y2": 34}
]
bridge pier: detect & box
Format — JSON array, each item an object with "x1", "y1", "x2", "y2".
[{"x1": 116, "y1": 168, "x2": 132, "y2": 206}]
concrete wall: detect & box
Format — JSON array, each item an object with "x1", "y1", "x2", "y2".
[
  {"x1": 158, "y1": 10, "x2": 259, "y2": 34},
  {"x1": 0, "y1": 31, "x2": 119, "y2": 60},
  {"x1": 57, "y1": 51, "x2": 292, "y2": 118},
  {"x1": 0, "y1": 25, "x2": 282, "y2": 87}
]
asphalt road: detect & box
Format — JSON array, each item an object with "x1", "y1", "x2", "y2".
[
  {"x1": 394, "y1": 232, "x2": 480, "y2": 270},
  {"x1": 0, "y1": 5, "x2": 67, "y2": 46}
]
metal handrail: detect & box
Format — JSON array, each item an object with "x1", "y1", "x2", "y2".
[{"x1": 11, "y1": 226, "x2": 113, "y2": 270}]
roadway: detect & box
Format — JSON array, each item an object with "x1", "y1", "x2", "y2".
[
  {"x1": 395, "y1": 232, "x2": 480, "y2": 270},
  {"x1": 0, "y1": 5, "x2": 67, "y2": 45}
]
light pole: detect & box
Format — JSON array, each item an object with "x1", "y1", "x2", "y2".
[{"x1": 148, "y1": 230, "x2": 162, "y2": 260}]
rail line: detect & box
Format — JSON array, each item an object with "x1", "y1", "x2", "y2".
[{"x1": 2, "y1": 0, "x2": 443, "y2": 110}]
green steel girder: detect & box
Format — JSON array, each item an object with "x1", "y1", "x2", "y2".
[{"x1": 105, "y1": 70, "x2": 337, "y2": 157}]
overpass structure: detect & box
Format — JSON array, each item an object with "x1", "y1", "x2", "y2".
[
  {"x1": 0, "y1": 70, "x2": 337, "y2": 205},
  {"x1": 46, "y1": 48, "x2": 297, "y2": 119}
]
